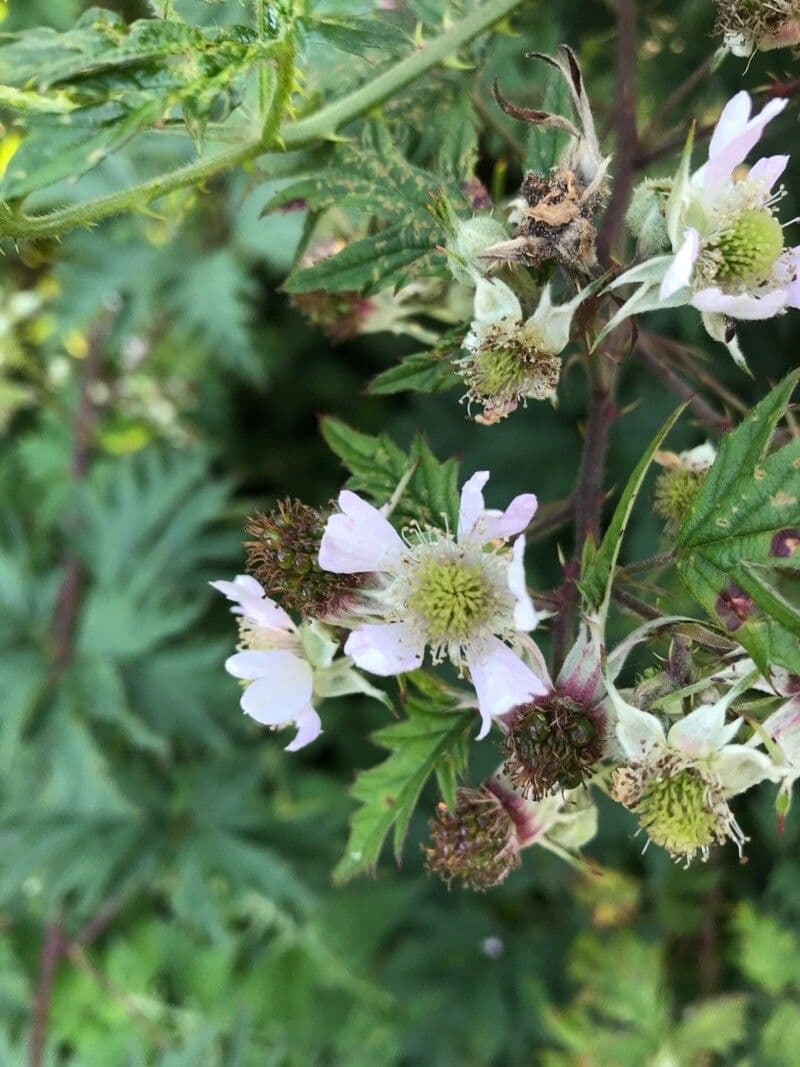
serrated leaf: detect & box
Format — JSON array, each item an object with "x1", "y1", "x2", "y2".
[
  {"x1": 308, "y1": 16, "x2": 409, "y2": 56},
  {"x1": 266, "y1": 139, "x2": 467, "y2": 294},
  {"x1": 367, "y1": 329, "x2": 463, "y2": 396},
  {"x1": 675, "y1": 996, "x2": 747, "y2": 1059},
  {"x1": 320, "y1": 416, "x2": 460, "y2": 529},
  {"x1": 675, "y1": 372, "x2": 800, "y2": 675},
  {"x1": 732, "y1": 902, "x2": 800, "y2": 994},
  {"x1": 333, "y1": 674, "x2": 472, "y2": 884},
  {"x1": 580, "y1": 405, "x2": 684, "y2": 617}
]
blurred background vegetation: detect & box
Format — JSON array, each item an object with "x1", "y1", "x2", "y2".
[{"x1": 1, "y1": 0, "x2": 800, "y2": 1063}]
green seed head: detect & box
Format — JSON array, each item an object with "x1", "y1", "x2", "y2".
[
  {"x1": 632, "y1": 768, "x2": 721, "y2": 859},
  {"x1": 470, "y1": 347, "x2": 532, "y2": 397},
  {"x1": 424, "y1": 787, "x2": 520, "y2": 890},
  {"x1": 653, "y1": 468, "x2": 707, "y2": 529},
  {"x1": 408, "y1": 558, "x2": 493, "y2": 644},
  {"x1": 714, "y1": 208, "x2": 784, "y2": 283}
]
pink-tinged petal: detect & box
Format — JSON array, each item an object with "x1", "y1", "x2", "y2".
[
  {"x1": 507, "y1": 536, "x2": 539, "y2": 631},
  {"x1": 239, "y1": 652, "x2": 314, "y2": 725},
  {"x1": 457, "y1": 471, "x2": 490, "y2": 542},
  {"x1": 667, "y1": 701, "x2": 741, "y2": 757},
  {"x1": 712, "y1": 745, "x2": 779, "y2": 796},
  {"x1": 708, "y1": 91, "x2": 752, "y2": 159},
  {"x1": 285, "y1": 705, "x2": 323, "y2": 752},
  {"x1": 318, "y1": 490, "x2": 405, "y2": 574},
  {"x1": 661, "y1": 228, "x2": 700, "y2": 299},
  {"x1": 557, "y1": 626, "x2": 603, "y2": 707},
  {"x1": 705, "y1": 96, "x2": 788, "y2": 195},
  {"x1": 344, "y1": 622, "x2": 424, "y2": 675},
  {"x1": 467, "y1": 637, "x2": 548, "y2": 740},
  {"x1": 474, "y1": 493, "x2": 539, "y2": 544},
  {"x1": 210, "y1": 576, "x2": 294, "y2": 631},
  {"x1": 749, "y1": 154, "x2": 789, "y2": 191},
  {"x1": 764, "y1": 697, "x2": 800, "y2": 763},
  {"x1": 692, "y1": 286, "x2": 788, "y2": 320}
]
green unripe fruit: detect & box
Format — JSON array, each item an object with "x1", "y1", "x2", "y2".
[{"x1": 714, "y1": 208, "x2": 783, "y2": 282}]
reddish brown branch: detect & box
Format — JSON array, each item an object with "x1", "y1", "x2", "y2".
[
  {"x1": 29, "y1": 920, "x2": 64, "y2": 1067},
  {"x1": 598, "y1": 0, "x2": 638, "y2": 262},
  {"x1": 637, "y1": 335, "x2": 732, "y2": 434}
]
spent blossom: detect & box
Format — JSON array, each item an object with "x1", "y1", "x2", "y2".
[
  {"x1": 714, "y1": 0, "x2": 800, "y2": 57},
  {"x1": 212, "y1": 575, "x2": 383, "y2": 751},
  {"x1": 610, "y1": 91, "x2": 799, "y2": 370},
  {"x1": 457, "y1": 276, "x2": 594, "y2": 423},
  {"x1": 317, "y1": 471, "x2": 549, "y2": 737}
]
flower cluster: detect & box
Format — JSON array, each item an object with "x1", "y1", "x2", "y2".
[{"x1": 614, "y1": 91, "x2": 799, "y2": 369}]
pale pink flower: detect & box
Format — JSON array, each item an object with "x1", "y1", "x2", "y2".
[{"x1": 318, "y1": 472, "x2": 549, "y2": 738}]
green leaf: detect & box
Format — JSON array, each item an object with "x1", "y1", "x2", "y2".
[
  {"x1": 266, "y1": 138, "x2": 467, "y2": 294},
  {"x1": 308, "y1": 16, "x2": 409, "y2": 56},
  {"x1": 524, "y1": 65, "x2": 571, "y2": 173},
  {"x1": 367, "y1": 328, "x2": 463, "y2": 396},
  {"x1": 675, "y1": 372, "x2": 800, "y2": 675},
  {"x1": 320, "y1": 416, "x2": 460, "y2": 530},
  {"x1": 580, "y1": 405, "x2": 685, "y2": 616},
  {"x1": 732, "y1": 902, "x2": 800, "y2": 994},
  {"x1": 333, "y1": 673, "x2": 472, "y2": 884},
  {"x1": 674, "y1": 996, "x2": 747, "y2": 1059}
]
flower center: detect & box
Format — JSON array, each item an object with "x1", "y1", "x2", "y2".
[
  {"x1": 713, "y1": 208, "x2": 784, "y2": 283},
  {"x1": 408, "y1": 559, "x2": 493, "y2": 643},
  {"x1": 470, "y1": 346, "x2": 532, "y2": 396},
  {"x1": 613, "y1": 756, "x2": 743, "y2": 864}
]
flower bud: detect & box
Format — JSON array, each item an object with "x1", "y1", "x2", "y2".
[
  {"x1": 445, "y1": 215, "x2": 509, "y2": 285},
  {"x1": 626, "y1": 179, "x2": 671, "y2": 257},
  {"x1": 244, "y1": 500, "x2": 362, "y2": 619}
]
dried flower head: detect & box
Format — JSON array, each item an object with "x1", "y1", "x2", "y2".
[
  {"x1": 245, "y1": 499, "x2": 362, "y2": 619},
  {"x1": 714, "y1": 0, "x2": 800, "y2": 57},
  {"x1": 483, "y1": 46, "x2": 610, "y2": 274},
  {"x1": 502, "y1": 692, "x2": 605, "y2": 798},
  {"x1": 424, "y1": 785, "x2": 521, "y2": 890}
]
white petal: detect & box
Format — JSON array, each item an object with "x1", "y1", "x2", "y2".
[
  {"x1": 210, "y1": 576, "x2": 294, "y2": 630},
  {"x1": 344, "y1": 621, "x2": 424, "y2": 675},
  {"x1": 611, "y1": 691, "x2": 666, "y2": 760},
  {"x1": 693, "y1": 287, "x2": 787, "y2": 320},
  {"x1": 285, "y1": 705, "x2": 323, "y2": 752},
  {"x1": 712, "y1": 745, "x2": 779, "y2": 796},
  {"x1": 680, "y1": 441, "x2": 717, "y2": 471},
  {"x1": 239, "y1": 653, "x2": 314, "y2": 725},
  {"x1": 749, "y1": 154, "x2": 789, "y2": 191},
  {"x1": 457, "y1": 471, "x2": 490, "y2": 542},
  {"x1": 318, "y1": 490, "x2": 405, "y2": 574},
  {"x1": 668, "y1": 698, "x2": 742, "y2": 757},
  {"x1": 661, "y1": 228, "x2": 700, "y2": 299},
  {"x1": 225, "y1": 649, "x2": 287, "y2": 680},
  {"x1": 472, "y1": 277, "x2": 522, "y2": 329},
  {"x1": 467, "y1": 637, "x2": 548, "y2": 740},
  {"x1": 508, "y1": 536, "x2": 539, "y2": 631}
]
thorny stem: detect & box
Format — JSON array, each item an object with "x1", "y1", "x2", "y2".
[
  {"x1": 637, "y1": 334, "x2": 732, "y2": 434},
  {"x1": 0, "y1": 0, "x2": 527, "y2": 239},
  {"x1": 553, "y1": 0, "x2": 636, "y2": 674},
  {"x1": 29, "y1": 920, "x2": 63, "y2": 1067}
]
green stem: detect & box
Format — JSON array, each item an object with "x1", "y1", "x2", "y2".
[{"x1": 0, "y1": 0, "x2": 523, "y2": 239}]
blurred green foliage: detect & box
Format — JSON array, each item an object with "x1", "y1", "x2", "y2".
[{"x1": 1, "y1": 0, "x2": 800, "y2": 1063}]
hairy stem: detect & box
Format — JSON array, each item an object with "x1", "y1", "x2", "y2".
[{"x1": 0, "y1": 0, "x2": 526, "y2": 239}]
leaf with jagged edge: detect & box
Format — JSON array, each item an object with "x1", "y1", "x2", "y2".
[
  {"x1": 320, "y1": 416, "x2": 460, "y2": 530},
  {"x1": 333, "y1": 673, "x2": 472, "y2": 884},
  {"x1": 266, "y1": 137, "x2": 468, "y2": 294},
  {"x1": 367, "y1": 327, "x2": 462, "y2": 396},
  {"x1": 675, "y1": 372, "x2": 800, "y2": 676},
  {"x1": 579, "y1": 405, "x2": 685, "y2": 621}
]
